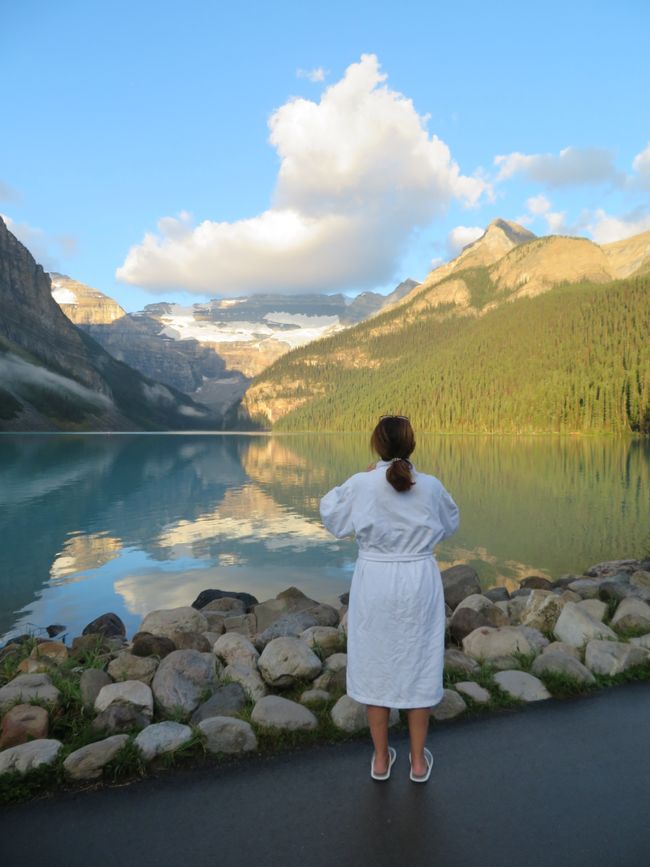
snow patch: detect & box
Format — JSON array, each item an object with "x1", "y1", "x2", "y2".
[{"x1": 51, "y1": 282, "x2": 77, "y2": 305}]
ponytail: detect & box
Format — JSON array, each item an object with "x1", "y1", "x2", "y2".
[
  {"x1": 370, "y1": 416, "x2": 416, "y2": 493},
  {"x1": 385, "y1": 457, "x2": 415, "y2": 492}
]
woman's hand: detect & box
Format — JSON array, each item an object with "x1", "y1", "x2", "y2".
[{"x1": 366, "y1": 462, "x2": 376, "y2": 471}]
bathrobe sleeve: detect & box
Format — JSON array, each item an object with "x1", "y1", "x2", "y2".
[
  {"x1": 438, "y1": 484, "x2": 460, "y2": 540},
  {"x1": 320, "y1": 478, "x2": 355, "y2": 539}
]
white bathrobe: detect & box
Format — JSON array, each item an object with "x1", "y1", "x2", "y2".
[{"x1": 320, "y1": 460, "x2": 459, "y2": 708}]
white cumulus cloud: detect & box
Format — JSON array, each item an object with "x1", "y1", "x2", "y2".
[
  {"x1": 446, "y1": 225, "x2": 484, "y2": 257},
  {"x1": 494, "y1": 146, "x2": 620, "y2": 187},
  {"x1": 631, "y1": 142, "x2": 650, "y2": 190},
  {"x1": 585, "y1": 208, "x2": 650, "y2": 244},
  {"x1": 296, "y1": 67, "x2": 328, "y2": 83},
  {"x1": 522, "y1": 195, "x2": 566, "y2": 234},
  {"x1": 117, "y1": 54, "x2": 491, "y2": 296}
]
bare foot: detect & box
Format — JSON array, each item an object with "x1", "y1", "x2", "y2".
[
  {"x1": 410, "y1": 752, "x2": 428, "y2": 777},
  {"x1": 372, "y1": 748, "x2": 390, "y2": 775}
]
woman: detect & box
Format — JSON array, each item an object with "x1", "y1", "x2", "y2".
[{"x1": 320, "y1": 415, "x2": 459, "y2": 783}]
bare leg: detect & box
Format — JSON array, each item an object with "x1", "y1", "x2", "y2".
[
  {"x1": 366, "y1": 705, "x2": 390, "y2": 774},
  {"x1": 407, "y1": 707, "x2": 431, "y2": 776}
]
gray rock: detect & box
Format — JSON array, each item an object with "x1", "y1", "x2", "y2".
[
  {"x1": 510, "y1": 587, "x2": 532, "y2": 598},
  {"x1": 202, "y1": 597, "x2": 246, "y2": 614},
  {"x1": 531, "y1": 651, "x2": 596, "y2": 685},
  {"x1": 134, "y1": 721, "x2": 193, "y2": 760},
  {"x1": 203, "y1": 612, "x2": 228, "y2": 633},
  {"x1": 168, "y1": 631, "x2": 212, "y2": 652},
  {"x1": 255, "y1": 612, "x2": 319, "y2": 649},
  {"x1": 139, "y1": 607, "x2": 208, "y2": 641},
  {"x1": 567, "y1": 579, "x2": 602, "y2": 598},
  {"x1": 542, "y1": 641, "x2": 581, "y2": 659},
  {"x1": 258, "y1": 637, "x2": 322, "y2": 687},
  {"x1": 493, "y1": 670, "x2": 551, "y2": 701},
  {"x1": 82, "y1": 612, "x2": 126, "y2": 639},
  {"x1": 308, "y1": 604, "x2": 340, "y2": 627},
  {"x1": 629, "y1": 633, "x2": 650, "y2": 650},
  {"x1": 94, "y1": 680, "x2": 154, "y2": 719},
  {"x1": 191, "y1": 589, "x2": 258, "y2": 612},
  {"x1": 223, "y1": 663, "x2": 268, "y2": 702},
  {"x1": 517, "y1": 626, "x2": 549, "y2": 654},
  {"x1": 585, "y1": 559, "x2": 643, "y2": 578},
  {"x1": 520, "y1": 576, "x2": 554, "y2": 590},
  {"x1": 63, "y1": 735, "x2": 129, "y2": 780},
  {"x1": 610, "y1": 597, "x2": 650, "y2": 632},
  {"x1": 431, "y1": 689, "x2": 468, "y2": 720},
  {"x1": 324, "y1": 653, "x2": 348, "y2": 672},
  {"x1": 576, "y1": 599, "x2": 608, "y2": 622},
  {"x1": 0, "y1": 674, "x2": 61, "y2": 714},
  {"x1": 598, "y1": 581, "x2": 638, "y2": 603},
  {"x1": 80, "y1": 668, "x2": 113, "y2": 711},
  {"x1": 553, "y1": 603, "x2": 617, "y2": 647},
  {"x1": 223, "y1": 613, "x2": 258, "y2": 639},
  {"x1": 300, "y1": 626, "x2": 343, "y2": 657},
  {"x1": 251, "y1": 695, "x2": 318, "y2": 731},
  {"x1": 330, "y1": 695, "x2": 399, "y2": 732},
  {"x1": 453, "y1": 682, "x2": 490, "y2": 704},
  {"x1": 584, "y1": 639, "x2": 650, "y2": 676},
  {"x1": 151, "y1": 650, "x2": 217, "y2": 718},
  {"x1": 444, "y1": 648, "x2": 480, "y2": 675},
  {"x1": 213, "y1": 633, "x2": 259, "y2": 667},
  {"x1": 108, "y1": 653, "x2": 159, "y2": 685},
  {"x1": 300, "y1": 689, "x2": 331, "y2": 704},
  {"x1": 191, "y1": 683, "x2": 248, "y2": 723},
  {"x1": 312, "y1": 667, "x2": 346, "y2": 692},
  {"x1": 449, "y1": 607, "x2": 491, "y2": 644},
  {"x1": 462, "y1": 626, "x2": 533, "y2": 667},
  {"x1": 131, "y1": 632, "x2": 176, "y2": 659},
  {"x1": 253, "y1": 587, "x2": 321, "y2": 633},
  {"x1": 630, "y1": 570, "x2": 650, "y2": 590},
  {"x1": 198, "y1": 716, "x2": 257, "y2": 754},
  {"x1": 484, "y1": 587, "x2": 510, "y2": 602},
  {"x1": 521, "y1": 590, "x2": 566, "y2": 632},
  {"x1": 440, "y1": 565, "x2": 482, "y2": 610},
  {"x1": 0, "y1": 739, "x2": 62, "y2": 775},
  {"x1": 92, "y1": 703, "x2": 150, "y2": 734}
]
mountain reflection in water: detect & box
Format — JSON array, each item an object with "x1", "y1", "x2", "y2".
[{"x1": 0, "y1": 433, "x2": 648, "y2": 640}]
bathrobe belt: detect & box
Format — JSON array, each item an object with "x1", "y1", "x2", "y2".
[{"x1": 357, "y1": 551, "x2": 434, "y2": 562}]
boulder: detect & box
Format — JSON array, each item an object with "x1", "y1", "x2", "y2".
[
  {"x1": 553, "y1": 603, "x2": 617, "y2": 647},
  {"x1": 134, "y1": 721, "x2": 193, "y2": 760},
  {"x1": 30, "y1": 641, "x2": 68, "y2": 662},
  {"x1": 576, "y1": 599, "x2": 608, "y2": 622},
  {"x1": 80, "y1": 669, "x2": 113, "y2": 711},
  {"x1": 94, "y1": 680, "x2": 154, "y2": 719},
  {"x1": 258, "y1": 637, "x2": 322, "y2": 688},
  {"x1": 585, "y1": 559, "x2": 643, "y2": 578},
  {"x1": 484, "y1": 586, "x2": 510, "y2": 603},
  {"x1": 223, "y1": 663, "x2": 268, "y2": 702},
  {"x1": 493, "y1": 670, "x2": 551, "y2": 701},
  {"x1": 324, "y1": 652, "x2": 348, "y2": 672},
  {"x1": 443, "y1": 648, "x2": 480, "y2": 675},
  {"x1": 584, "y1": 640, "x2": 650, "y2": 676},
  {"x1": 131, "y1": 632, "x2": 176, "y2": 659},
  {"x1": 92, "y1": 703, "x2": 150, "y2": 734},
  {"x1": 567, "y1": 579, "x2": 601, "y2": 599},
  {"x1": 190, "y1": 683, "x2": 248, "y2": 723},
  {"x1": 462, "y1": 626, "x2": 533, "y2": 668},
  {"x1": 151, "y1": 650, "x2": 217, "y2": 718},
  {"x1": 630, "y1": 570, "x2": 650, "y2": 590},
  {"x1": 213, "y1": 633, "x2": 259, "y2": 667},
  {"x1": 521, "y1": 590, "x2": 566, "y2": 633},
  {"x1": 0, "y1": 739, "x2": 62, "y2": 775},
  {"x1": 610, "y1": 597, "x2": 650, "y2": 633},
  {"x1": 300, "y1": 689, "x2": 331, "y2": 704},
  {"x1": 517, "y1": 626, "x2": 549, "y2": 654},
  {"x1": 63, "y1": 735, "x2": 129, "y2": 780},
  {"x1": 0, "y1": 674, "x2": 61, "y2": 714},
  {"x1": 169, "y1": 631, "x2": 212, "y2": 652},
  {"x1": 312, "y1": 667, "x2": 346, "y2": 692},
  {"x1": 520, "y1": 576, "x2": 554, "y2": 590},
  {"x1": 71, "y1": 634, "x2": 110, "y2": 661},
  {"x1": 531, "y1": 651, "x2": 596, "y2": 684},
  {"x1": 440, "y1": 565, "x2": 482, "y2": 610},
  {"x1": 331, "y1": 695, "x2": 399, "y2": 732},
  {"x1": 253, "y1": 588, "x2": 321, "y2": 633},
  {"x1": 630, "y1": 633, "x2": 650, "y2": 650},
  {"x1": 299, "y1": 626, "x2": 343, "y2": 657},
  {"x1": 203, "y1": 597, "x2": 246, "y2": 614},
  {"x1": 453, "y1": 682, "x2": 490, "y2": 704},
  {"x1": 221, "y1": 613, "x2": 258, "y2": 639},
  {"x1": 0, "y1": 704, "x2": 49, "y2": 749},
  {"x1": 308, "y1": 604, "x2": 340, "y2": 627},
  {"x1": 449, "y1": 607, "x2": 491, "y2": 644},
  {"x1": 108, "y1": 653, "x2": 159, "y2": 685},
  {"x1": 255, "y1": 612, "x2": 321, "y2": 648},
  {"x1": 542, "y1": 641, "x2": 581, "y2": 660},
  {"x1": 431, "y1": 689, "x2": 467, "y2": 720},
  {"x1": 598, "y1": 581, "x2": 638, "y2": 603},
  {"x1": 191, "y1": 589, "x2": 259, "y2": 612},
  {"x1": 202, "y1": 612, "x2": 228, "y2": 633},
  {"x1": 82, "y1": 612, "x2": 126, "y2": 639},
  {"x1": 510, "y1": 587, "x2": 532, "y2": 598},
  {"x1": 139, "y1": 607, "x2": 208, "y2": 641},
  {"x1": 198, "y1": 716, "x2": 257, "y2": 754},
  {"x1": 46, "y1": 624, "x2": 66, "y2": 638},
  {"x1": 251, "y1": 695, "x2": 318, "y2": 731}
]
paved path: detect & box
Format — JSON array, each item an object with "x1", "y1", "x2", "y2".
[{"x1": 1, "y1": 680, "x2": 649, "y2": 867}]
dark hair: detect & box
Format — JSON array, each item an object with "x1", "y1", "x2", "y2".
[{"x1": 370, "y1": 416, "x2": 416, "y2": 492}]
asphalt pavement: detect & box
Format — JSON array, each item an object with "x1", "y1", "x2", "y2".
[{"x1": 1, "y1": 680, "x2": 649, "y2": 867}]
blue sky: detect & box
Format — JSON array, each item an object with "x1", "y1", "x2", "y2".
[{"x1": 1, "y1": 0, "x2": 649, "y2": 311}]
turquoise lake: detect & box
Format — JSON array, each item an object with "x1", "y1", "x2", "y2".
[{"x1": 1, "y1": 433, "x2": 649, "y2": 642}]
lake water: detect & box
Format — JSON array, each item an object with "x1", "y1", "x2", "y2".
[{"x1": 1, "y1": 433, "x2": 649, "y2": 642}]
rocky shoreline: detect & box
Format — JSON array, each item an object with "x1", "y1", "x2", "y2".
[{"x1": 1, "y1": 557, "x2": 650, "y2": 801}]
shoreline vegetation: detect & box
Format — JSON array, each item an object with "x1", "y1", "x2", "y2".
[{"x1": 1, "y1": 558, "x2": 650, "y2": 804}]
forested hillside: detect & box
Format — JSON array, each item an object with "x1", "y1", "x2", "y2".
[{"x1": 245, "y1": 275, "x2": 650, "y2": 434}]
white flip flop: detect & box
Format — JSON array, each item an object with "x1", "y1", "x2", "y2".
[
  {"x1": 408, "y1": 747, "x2": 433, "y2": 783},
  {"x1": 370, "y1": 746, "x2": 397, "y2": 781}
]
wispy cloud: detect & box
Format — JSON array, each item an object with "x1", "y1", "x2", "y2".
[
  {"x1": 494, "y1": 146, "x2": 621, "y2": 187},
  {"x1": 296, "y1": 66, "x2": 328, "y2": 83}
]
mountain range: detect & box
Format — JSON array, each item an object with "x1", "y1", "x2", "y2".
[{"x1": 243, "y1": 219, "x2": 650, "y2": 434}]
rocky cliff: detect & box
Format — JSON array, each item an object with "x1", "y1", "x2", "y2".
[{"x1": 0, "y1": 217, "x2": 217, "y2": 431}]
